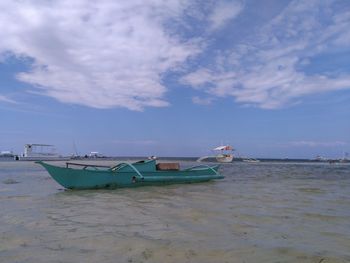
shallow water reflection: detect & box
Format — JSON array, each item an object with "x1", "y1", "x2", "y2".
[{"x1": 1, "y1": 161, "x2": 350, "y2": 262}]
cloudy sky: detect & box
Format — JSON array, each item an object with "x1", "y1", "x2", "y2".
[{"x1": 0, "y1": 0, "x2": 349, "y2": 158}]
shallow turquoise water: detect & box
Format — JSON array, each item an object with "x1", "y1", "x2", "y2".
[{"x1": 0, "y1": 160, "x2": 350, "y2": 262}]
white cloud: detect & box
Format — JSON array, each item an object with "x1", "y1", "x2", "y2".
[
  {"x1": 0, "y1": 94, "x2": 16, "y2": 104},
  {"x1": 288, "y1": 141, "x2": 348, "y2": 147},
  {"x1": 182, "y1": 0, "x2": 350, "y2": 109},
  {"x1": 1, "y1": 0, "x2": 349, "y2": 111},
  {"x1": 192, "y1": 96, "x2": 214, "y2": 105},
  {"x1": 0, "y1": 0, "x2": 200, "y2": 111},
  {"x1": 181, "y1": 68, "x2": 216, "y2": 87},
  {"x1": 208, "y1": 1, "x2": 244, "y2": 31}
]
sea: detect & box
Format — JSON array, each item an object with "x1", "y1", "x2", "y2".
[{"x1": 0, "y1": 159, "x2": 349, "y2": 263}]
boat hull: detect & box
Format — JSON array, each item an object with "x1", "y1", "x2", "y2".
[
  {"x1": 216, "y1": 154, "x2": 233, "y2": 163},
  {"x1": 37, "y1": 161, "x2": 223, "y2": 189}
]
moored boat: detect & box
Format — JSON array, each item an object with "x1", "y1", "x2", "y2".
[
  {"x1": 196, "y1": 145, "x2": 235, "y2": 163},
  {"x1": 36, "y1": 159, "x2": 224, "y2": 189},
  {"x1": 213, "y1": 145, "x2": 234, "y2": 163},
  {"x1": 242, "y1": 158, "x2": 260, "y2": 163}
]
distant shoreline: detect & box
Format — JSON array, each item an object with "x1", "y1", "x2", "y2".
[{"x1": 0, "y1": 155, "x2": 348, "y2": 164}]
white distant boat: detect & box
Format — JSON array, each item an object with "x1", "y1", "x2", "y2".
[
  {"x1": 314, "y1": 155, "x2": 327, "y2": 162},
  {"x1": 213, "y1": 145, "x2": 234, "y2": 163},
  {"x1": 15, "y1": 144, "x2": 69, "y2": 161},
  {"x1": 197, "y1": 145, "x2": 234, "y2": 163},
  {"x1": 87, "y1": 151, "x2": 107, "y2": 158},
  {"x1": 0, "y1": 150, "x2": 14, "y2": 157},
  {"x1": 339, "y1": 152, "x2": 349, "y2": 163},
  {"x1": 89, "y1": 151, "x2": 100, "y2": 158},
  {"x1": 242, "y1": 158, "x2": 260, "y2": 163}
]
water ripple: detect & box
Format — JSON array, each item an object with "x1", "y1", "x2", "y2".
[{"x1": 0, "y1": 160, "x2": 349, "y2": 262}]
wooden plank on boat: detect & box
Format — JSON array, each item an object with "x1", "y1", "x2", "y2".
[{"x1": 156, "y1": 163, "x2": 180, "y2": 171}]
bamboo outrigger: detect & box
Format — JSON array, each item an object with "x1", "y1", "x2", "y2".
[{"x1": 36, "y1": 159, "x2": 224, "y2": 189}]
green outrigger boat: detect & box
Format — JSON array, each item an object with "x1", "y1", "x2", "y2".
[{"x1": 36, "y1": 159, "x2": 224, "y2": 189}]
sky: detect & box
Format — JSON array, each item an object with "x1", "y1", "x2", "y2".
[{"x1": 0, "y1": 0, "x2": 349, "y2": 158}]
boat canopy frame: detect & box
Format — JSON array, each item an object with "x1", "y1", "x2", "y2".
[
  {"x1": 110, "y1": 162, "x2": 144, "y2": 179},
  {"x1": 64, "y1": 161, "x2": 219, "y2": 180},
  {"x1": 184, "y1": 164, "x2": 219, "y2": 175},
  {"x1": 64, "y1": 161, "x2": 145, "y2": 179}
]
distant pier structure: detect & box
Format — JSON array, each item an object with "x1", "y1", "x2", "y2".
[{"x1": 15, "y1": 143, "x2": 68, "y2": 161}]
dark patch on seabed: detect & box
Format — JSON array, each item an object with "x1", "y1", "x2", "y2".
[{"x1": 2, "y1": 178, "x2": 20, "y2": 184}]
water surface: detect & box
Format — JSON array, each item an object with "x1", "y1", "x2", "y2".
[{"x1": 1, "y1": 160, "x2": 350, "y2": 262}]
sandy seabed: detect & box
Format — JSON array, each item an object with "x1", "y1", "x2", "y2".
[{"x1": 1, "y1": 160, "x2": 350, "y2": 262}]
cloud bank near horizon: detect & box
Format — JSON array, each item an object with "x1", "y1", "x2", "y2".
[{"x1": 0, "y1": 0, "x2": 349, "y2": 110}]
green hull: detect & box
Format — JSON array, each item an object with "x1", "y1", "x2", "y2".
[{"x1": 36, "y1": 160, "x2": 224, "y2": 189}]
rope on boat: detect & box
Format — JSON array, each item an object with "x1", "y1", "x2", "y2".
[{"x1": 110, "y1": 162, "x2": 144, "y2": 179}]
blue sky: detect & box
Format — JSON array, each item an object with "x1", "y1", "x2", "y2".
[{"x1": 0, "y1": 0, "x2": 349, "y2": 158}]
